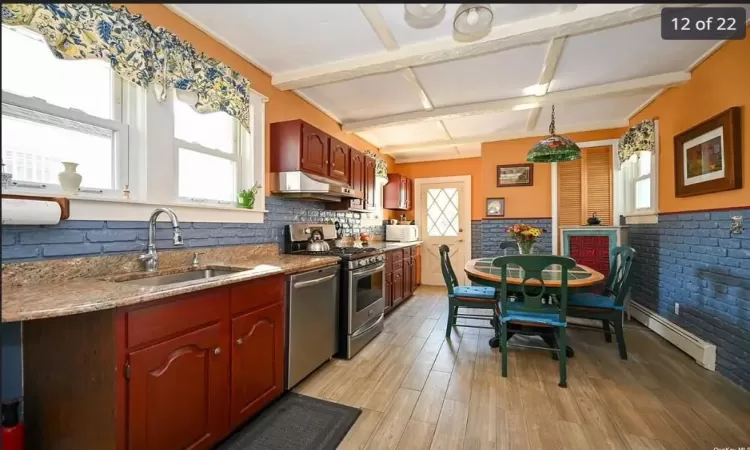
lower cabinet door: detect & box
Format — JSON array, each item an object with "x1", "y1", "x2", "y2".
[
  {"x1": 230, "y1": 303, "x2": 284, "y2": 429},
  {"x1": 127, "y1": 323, "x2": 229, "y2": 450},
  {"x1": 403, "y1": 259, "x2": 413, "y2": 298},
  {"x1": 393, "y1": 270, "x2": 404, "y2": 305}
]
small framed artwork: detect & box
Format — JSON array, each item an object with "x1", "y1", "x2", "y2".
[
  {"x1": 486, "y1": 198, "x2": 505, "y2": 217},
  {"x1": 674, "y1": 107, "x2": 742, "y2": 197},
  {"x1": 497, "y1": 164, "x2": 534, "y2": 187}
]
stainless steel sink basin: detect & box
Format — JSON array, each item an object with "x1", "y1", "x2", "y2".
[{"x1": 119, "y1": 269, "x2": 241, "y2": 287}]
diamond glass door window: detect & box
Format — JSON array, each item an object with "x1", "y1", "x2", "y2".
[{"x1": 426, "y1": 188, "x2": 460, "y2": 237}]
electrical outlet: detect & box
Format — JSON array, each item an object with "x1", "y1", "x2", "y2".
[{"x1": 674, "y1": 303, "x2": 680, "y2": 315}]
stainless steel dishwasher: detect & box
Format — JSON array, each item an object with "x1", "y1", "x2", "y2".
[{"x1": 285, "y1": 264, "x2": 339, "y2": 389}]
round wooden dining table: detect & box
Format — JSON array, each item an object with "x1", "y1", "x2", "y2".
[{"x1": 464, "y1": 257, "x2": 605, "y2": 357}]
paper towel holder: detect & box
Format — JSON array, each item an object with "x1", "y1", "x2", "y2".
[{"x1": 1, "y1": 194, "x2": 70, "y2": 220}]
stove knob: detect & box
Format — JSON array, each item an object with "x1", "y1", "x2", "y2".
[{"x1": 358, "y1": 260, "x2": 366, "y2": 267}]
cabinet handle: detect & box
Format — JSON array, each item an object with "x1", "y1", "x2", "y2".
[
  {"x1": 236, "y1": 338, "x2": 244, "y2": 345},
  {"x1": 214, "y1": 347, "x2": 221, "y2": 355}
]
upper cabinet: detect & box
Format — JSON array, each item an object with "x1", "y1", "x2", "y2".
[
  {"x1": 384, "y1": 173, "x2": 413, "y2": 211},
  {"x1": 328, "y1": 137, "x2": 350, "y2": 182},
  {"x1": 271, "y1": 119, "x2": 350, "y2": 181},
  {"x1": 364, "y1": 156, "x2": 377, "y2": 210}
]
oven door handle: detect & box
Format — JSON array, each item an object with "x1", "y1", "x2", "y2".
[
  {"x1": 352, "y1": 313, "x2": 384, "y2": 338},
  {"x1": 351, "y1": 263, "x2": 386, "y2": 278},
  {"x1": 293, "y1": 273, "x2": 336, "y2": 289}
]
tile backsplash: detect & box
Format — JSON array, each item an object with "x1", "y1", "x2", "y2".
[{"x1": 1, "y1": 196, "x2": 384, "y2": 263}]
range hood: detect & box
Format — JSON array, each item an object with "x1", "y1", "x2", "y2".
[{"x1": 270, "y1": 171, "x2": 361, "y2": 202}]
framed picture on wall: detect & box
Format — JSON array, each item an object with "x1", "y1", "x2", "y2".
[
  {"x1": 674, "y1": 107, "x2": 742, "y2": 197},
  {"x1": 486, "y1": 198, "x2": 505, "y2": 217},
  {"x1": 497, "y1": 164, "x2": 534, "y2": 187}
]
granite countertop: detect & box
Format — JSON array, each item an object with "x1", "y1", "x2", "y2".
[{"x1": 1, "y1": 254, "x2": 340, "y2": 323}]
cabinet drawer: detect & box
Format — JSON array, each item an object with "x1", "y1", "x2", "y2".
[
  {"x1": 391, "y1": 249, "x2": 403, "y2": 261},
  {"x1": 230, "y1": 274, "x2": 285, "y2": 315},
  {"x1": 393, "y1": 259, "x2": 403, "y2": 271},
  {"x1": 404, "y1": 246, "x2": 413, "y2": 257},
  {"x1": 126, "y1": 288, "x2": 228, "y2": 349}
]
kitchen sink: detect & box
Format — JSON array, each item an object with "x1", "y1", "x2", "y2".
[{"x1": 117, "y1": 268, "x2": 243, "y2": 287}]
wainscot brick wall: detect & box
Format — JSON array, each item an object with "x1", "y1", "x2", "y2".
[
  {"x1": 628, "y1": 208, "x2": 750, "y2": 390},
  {"x1": 479, "y1": 218, "x2": 553, "y2": 258},
  {"x1": 1, "y1": 196, "x2": 384, "y2": 262}
]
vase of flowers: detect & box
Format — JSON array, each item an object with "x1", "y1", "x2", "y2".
[
  {"x1": 237, "y1": 182, "x2": 261, "y2": 209},
  {"x1": 506, "y1": 223, "x2": 546, "y2": 255}
]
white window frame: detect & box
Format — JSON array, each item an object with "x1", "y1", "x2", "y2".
[
  {"x1": 1, "y1": 26, "x2": 268, "y2": 223},
  {"x1": 621, "y1": 120, "x2": 659, "y2": 225},
  {"x1": 1, "y1": 75, "x2": 128, "y2": 199}
]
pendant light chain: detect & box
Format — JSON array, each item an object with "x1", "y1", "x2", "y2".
[{"x1": 549, "y1": 105, "x2": 556, "y2": 135}]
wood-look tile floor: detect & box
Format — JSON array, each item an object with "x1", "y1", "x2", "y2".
[{"x1": 293, "y1": 286, "x2": 750, "y2": 450}]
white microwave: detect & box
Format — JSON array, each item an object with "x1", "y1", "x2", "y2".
[{"x1": 386, "y1": 225, "x2": 419, "y2": 242}]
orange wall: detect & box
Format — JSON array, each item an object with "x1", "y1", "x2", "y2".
[
  {"x1": 396, "y1": 128, "x2": 625, "y2": 220},
  {"x1": 631, "y1": 29, "x2": 750, "y2": 213},
  {"x1": 119, "y1": 4, "x2": 395, "y2": 197},
  {"x1": 396, "y1": 158, "x2": 484, "y2": 220}
]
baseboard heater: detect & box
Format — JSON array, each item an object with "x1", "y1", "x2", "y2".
[{"x1": 628, "y1": 301, "x2": 716, "y2": 371}]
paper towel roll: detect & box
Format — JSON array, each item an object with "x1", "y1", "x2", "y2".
[{"x1": 1, "y1": 198, "x2": 62, "y2": 225}]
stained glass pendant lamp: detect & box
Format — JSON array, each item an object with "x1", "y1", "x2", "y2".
[{"x1": 526, "y1": 105, "x2": 582, "y2": 163}]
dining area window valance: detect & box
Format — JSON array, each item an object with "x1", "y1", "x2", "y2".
[
  {"x1": 617, "y1": 119, "x2": 656, "y2": 163},
  {"x1": 1, "y1": 3, "x2": 253, "y2": 131}
]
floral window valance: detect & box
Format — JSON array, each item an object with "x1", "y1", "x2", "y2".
[
  {"x1": 618, "y1": 119, "x2": 656, "y2": 162},
  {"x1": 1, "y1": 3, "x2": 252, "y2": 130},
  {"x1": 364, "y1": 150, "x2": 389, "y2": 181}
]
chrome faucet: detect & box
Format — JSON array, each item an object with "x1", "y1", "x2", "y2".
[{"x1": 139, "y1": 208, "x2": 184, "y2": 272}]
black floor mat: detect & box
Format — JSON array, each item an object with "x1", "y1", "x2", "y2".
[{"x1": 216, "y1": 393, "x2": 361, "y2": 450}]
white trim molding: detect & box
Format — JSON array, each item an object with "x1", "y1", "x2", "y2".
[
  {"x1": 629, "y1": 301, "x2": 717, "y2": 371},
  {"x1": 272, "y1": 4, "x2": 686, "y2": 90}
]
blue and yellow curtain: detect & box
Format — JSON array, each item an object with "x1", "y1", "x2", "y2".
[
  {"x1": 1, "y1": 3, "x2": 252, "y2": 130},
  {"x1": 618, "y1": 119, "x2": 655, "y2": 162}
]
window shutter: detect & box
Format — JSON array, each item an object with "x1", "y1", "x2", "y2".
[
  {"x1": 558, "y1": 159, "x2": 583, "y2": 226},
  {"x1": 582, "y1": 146, "x2": 612, "y2": 226}
]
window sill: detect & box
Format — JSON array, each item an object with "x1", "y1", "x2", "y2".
[
  {"x1": 57, "y1": 194, "x2": 266, "y2": 223},
  {"x1": 624, "y1": 212, "x2": 659, "y2": 225}
]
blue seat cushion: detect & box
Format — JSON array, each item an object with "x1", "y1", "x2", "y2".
[
  {"x1": 452, "y1": 285, "x2": 496, "y2": 299},
  {"x1": 502, "y1": 310, "x2": 566, "y2": 327},
  {"x1": 569, "y1": 293, "x2": 622, "y2": 311}
]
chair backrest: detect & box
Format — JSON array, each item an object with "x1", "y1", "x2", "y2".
[
  {"x1": 490, "y1": 254, "x2": 576, "y2": 323},
  {"x1": 439, "y1": 244, "x2": 459, "y2": 295},
  {"x1": 604, "y1": 246, "x2": 636, "y2": 307},
  {"x1": 498, "y1": 241, "x2": 517, "y2": 255}
]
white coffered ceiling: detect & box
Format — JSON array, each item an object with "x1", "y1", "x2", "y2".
[{"x1": 168, "y1": 3, "x2": 745, "y2": 163}]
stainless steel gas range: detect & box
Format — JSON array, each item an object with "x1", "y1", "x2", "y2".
[{"x1": 285, "y1": 224, "x2": 385, "y2": 360}]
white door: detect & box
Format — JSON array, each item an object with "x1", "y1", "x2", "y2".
[{"x1": 419, "y1": 181, "x2": 469, "y2": 286}]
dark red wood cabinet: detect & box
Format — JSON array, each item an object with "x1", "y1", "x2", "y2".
[
  {"x1": 569, "y1": 236, "x2": 610, "y2": 279},
  {"x1": 384, "y1": 245, "x2": 420, "y2": 313},
  {"x1": 364, "y1": 155, "x2": 377, "y2": 210},
  {"x1": 328, "y1": 137, "x2": 350, "y2": 183},
  {"x1": 383, "y1": 173, "x2": 413, "y2": 211}
]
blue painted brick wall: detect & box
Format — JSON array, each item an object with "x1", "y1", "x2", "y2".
[
  {"x1": 471, "y1": 220, "x2": 482, "y2": 259},
  {"x1": 629, "y1": 208, "x2": 750, "y2": 390},
  {"x1": 1, "y1": 196, "x2": 384, "y2": 262},
  {"x1": 480, "y1": 218, "x2": 552, "y2": 257}
]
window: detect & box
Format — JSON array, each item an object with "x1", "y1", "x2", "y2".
[
  {"x1": 173, "y1": 98, "x2": 243, "y2": 203},
  {"x1": 426, "y1": 187, "x2": 460, "y2": 236},
  {"x1": 622, "y1": 150, "x2": 658, "y2": 218},
  {"x1": 1, "y1": 25, "x2": 126, "y2": 194}
]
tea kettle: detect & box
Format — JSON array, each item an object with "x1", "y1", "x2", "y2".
[{"x1": 306, "y1": 229, "x2": 330, "y2": 252}]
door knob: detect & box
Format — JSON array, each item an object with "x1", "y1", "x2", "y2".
[
  {"x1": 459, "y1": 228, "x2": 464, "y2": 232},
  {"x1": 236, "y1": 338, "x2": 244, "y2": 345},
  {"x1": 214, "y1": 347, "x2": 221, "y2": 355}
]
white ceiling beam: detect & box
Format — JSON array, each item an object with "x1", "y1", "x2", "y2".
[
  {"x1": 272, "y1": 4, "x2": 690, "y2": 91},
  {"x1": 395, "y1": 150, "x2": 482, "y2": 164},
  {"x1": 526, "y1": 37, "x2": 566, "y2": 130},
  {"x1": 379, "y1": 119, "x2": 629, "y2": 155},
  {"x1": 345, "y1": 71, "x2": 690, "y2": 132}
]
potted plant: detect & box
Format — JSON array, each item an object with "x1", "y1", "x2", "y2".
[
  {"x1": 506, "y1": 223, "x2": 546, "y2": 255},
  {"x1": 237, "y1": 182, "x2": 261, "y2": 209}
]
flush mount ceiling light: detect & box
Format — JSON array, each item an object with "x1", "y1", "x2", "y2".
[
  {"x1": 453, "y1": 3, "x2": 493, "y2": 42},
  {"x1": 526, "y1": 105, "x2": 582, "y2": 163},
  {"x1": 404, "y1": 4, "x2": 446, "y2": 29}
]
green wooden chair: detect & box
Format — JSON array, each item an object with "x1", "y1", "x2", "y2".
[
  {"x1": 567, "y1": 246, "x2": 636, "y2": 360},
  {"x1": 492, "y1": 254, "x2": 577, "y2": 388},
  {"x1": 439, "y1": 245, "x2": 498, "y2": 339}
]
